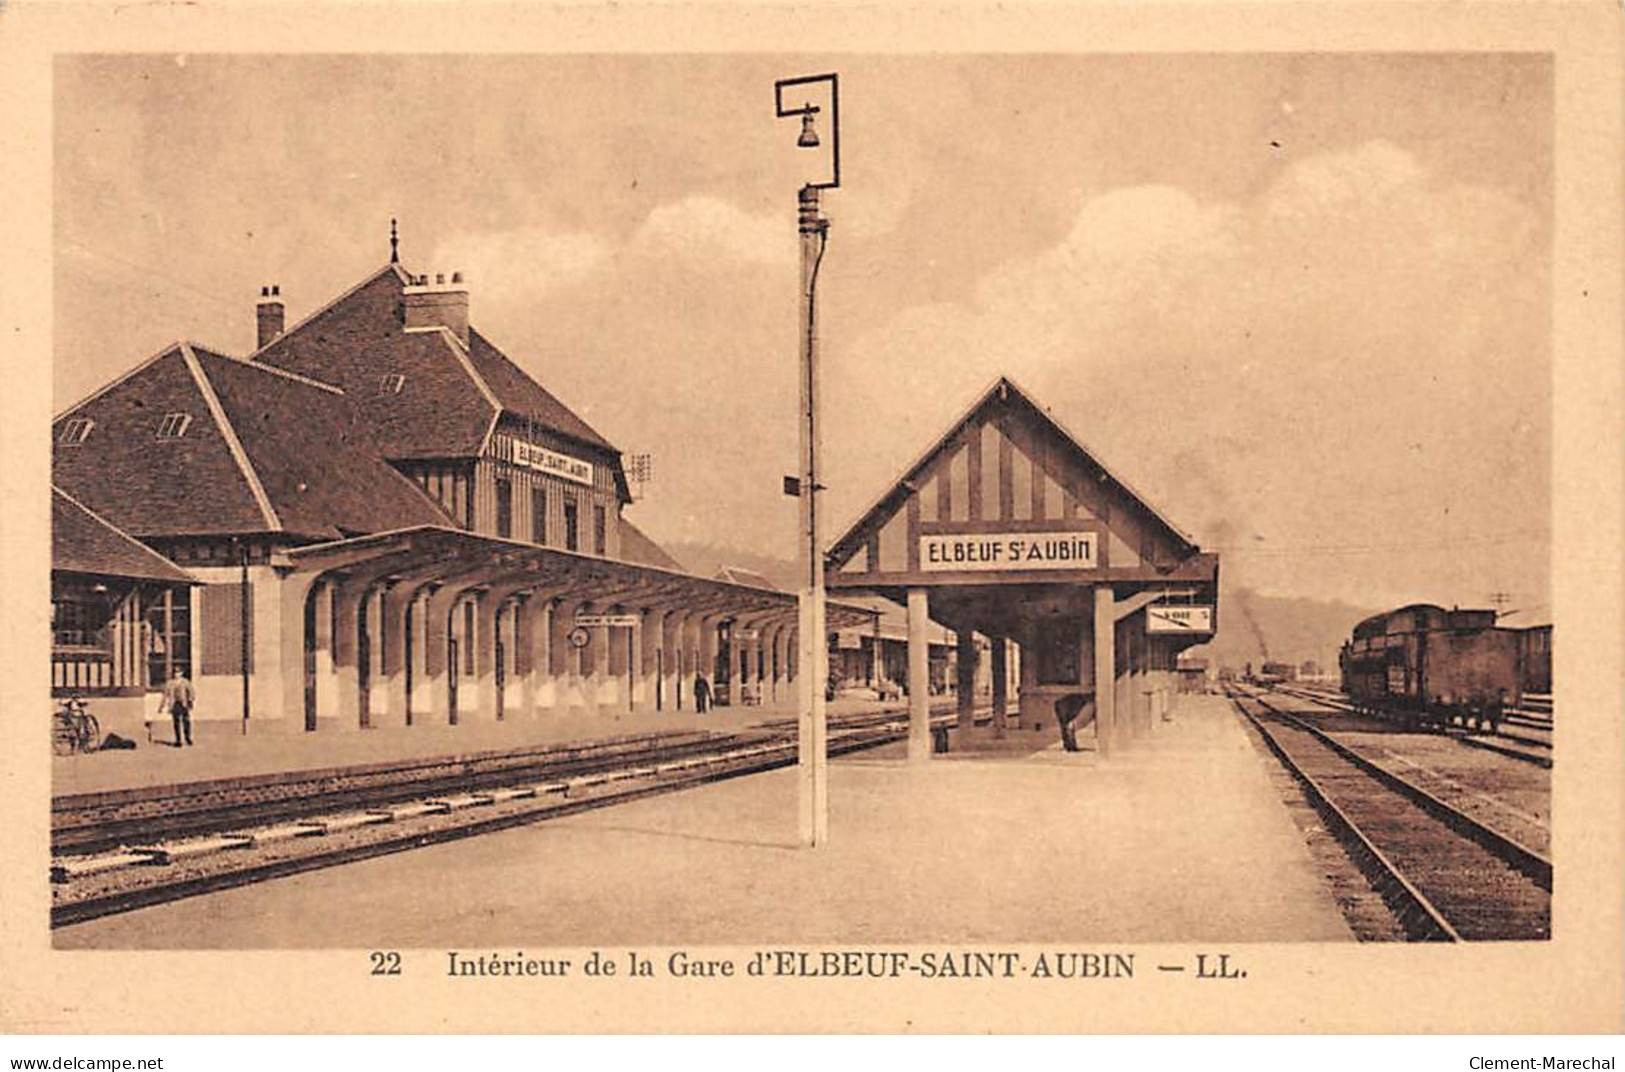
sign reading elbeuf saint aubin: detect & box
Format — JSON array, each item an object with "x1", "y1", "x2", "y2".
[
  {"x1": 513, "y1": 439, "x2": 594, "y2": 487},
  {"x1": 919, "y1": 530, "x2": 1099, "y2": 572}
]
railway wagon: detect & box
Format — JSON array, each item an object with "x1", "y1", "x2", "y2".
[
  {"x1": 1339, "y1": 604, "x2": 1520, "y2": 730},
  {"x1": 1516, "y1": 624, "x2": 1552, "y2": 695},
  {"x1": 1257, "y1": 661, "x2": 1296, "y2": 684}
]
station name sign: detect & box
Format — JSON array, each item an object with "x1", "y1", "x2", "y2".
[
  {"x1": 513, "y1": 439, "x2": 594, "y2": 487},
  {"x1": 575, "y1": 613, "x2": 639, "y2": 628},
  {"x1": 920, "y1": 531, "x2": 1098, "y2": 572},
  {"x1": 1146, "y1": 606, "x2": 1214, "y2": 633}
]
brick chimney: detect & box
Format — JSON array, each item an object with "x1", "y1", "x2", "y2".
[
  {"x1": 256, "y1": 285, "x2": 284, "y2": 349},
  {"x1": 403, "y1": 271, "x2": 469, "y2": 346}
]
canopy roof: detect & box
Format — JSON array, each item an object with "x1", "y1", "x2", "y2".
[
  {"x1": 282, "y1": 525, "x2": 878, "y2": 630},
  {"x1": 52, "y1": 486, "x2": 197, "y2": 585}
]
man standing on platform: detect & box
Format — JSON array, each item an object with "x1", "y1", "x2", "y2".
[
  {"x1": 694, "y1": 673, "x2": 711, "y2": 714},
  {"x1": 160, "y1": 666, "x2": 195, "y2": 747}
]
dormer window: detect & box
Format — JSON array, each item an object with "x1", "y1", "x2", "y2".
[
  {"x1": 380, "y1": 374, "x2": 406, "y2": 394},
  {"x1": 156, "y1": 413, "x2": 193, "y2": 439},
  {"x1": 58, "y1": 418, "x2": 95, "y2": 445}
]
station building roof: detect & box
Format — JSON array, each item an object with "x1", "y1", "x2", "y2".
[
  {"x1": 53, "y1": 341, "x2": 450, "y2": 543},
  {"x1": 49, "y1": 249, "x2": 853, "y2": 624},
  {"x1": 249, "y1": 264, "x2": 627, "y2": 498},
  {"x1": 52, "y1": 486, "x2": 197, "y2": 585}
]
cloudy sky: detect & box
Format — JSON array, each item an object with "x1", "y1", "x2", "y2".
[{"x1": 54, "y1": 53, "x2": 1551, "y2": 614}]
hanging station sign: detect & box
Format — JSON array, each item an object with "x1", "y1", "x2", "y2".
[
  {"x1": 575, "y1": 613, "x2": 640, "y2": 629},
  {"x1": 513, "y1": 439, "x2": 594, "y2": 487},
  {"x1": 1146, "y1": 605, "x2": 1214, "y2": 634},
  {"x1": 919, "y1": 530, "x2": 1098, "y2": 572}
]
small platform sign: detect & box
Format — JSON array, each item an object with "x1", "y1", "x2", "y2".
[
  {"x1": 1146, "y1": 605, "x2": 1214, "y2": 633},
  {"x1": 576, "y1": 613, "x2": 639, "y2": 628},
  {"x1": 920, "y1": 531, "x2": 1097, "y2": 572}
]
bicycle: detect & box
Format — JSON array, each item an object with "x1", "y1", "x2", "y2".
[{"x1": 52, "y1": 696, "x2": 101, "y2": 756}]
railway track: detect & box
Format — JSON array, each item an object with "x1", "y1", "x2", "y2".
[
  {"x1": 1228, "y1": 688, "x2": 1550, "y2": 941},
  {"x1": 51, "y1": 706, "x2": 969, "y2": 928},
  {"x1": 54, "y1": 729, "x2": 747, "y2": 856},
  {"x1": 1267, "y1": 683, "x2": 1552, "y2": 769}
]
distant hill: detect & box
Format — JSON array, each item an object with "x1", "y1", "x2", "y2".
[
  {"x1": 1185, "y1": 588, "x2": 1381, "y2": 675},
  {"x1": 659, "y1": 540, "x2": 1376, "y2": 672},
  {"x1": 659, "y1": 539, "x2": 799, "y2": 591}
]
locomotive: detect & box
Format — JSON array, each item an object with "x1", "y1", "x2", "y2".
[{"x1": 1339, "y1": 603, "x2": 1551, "y2": 732}]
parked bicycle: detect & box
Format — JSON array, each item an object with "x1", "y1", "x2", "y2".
[{"x1": 52, "y1": 696, "x2": 100, "y2": 756}]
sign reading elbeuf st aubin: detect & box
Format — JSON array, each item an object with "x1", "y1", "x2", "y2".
[{"x1": 919, "y1": 530, "x2": 1099, "y2": 573}]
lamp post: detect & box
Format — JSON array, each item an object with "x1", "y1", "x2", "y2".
[
  {"x1": 234, "y1": 536, "x2": 250, "y2": 736},
  {"x1": 775, "y1": 72, "x2": 839, "y2": 848}
]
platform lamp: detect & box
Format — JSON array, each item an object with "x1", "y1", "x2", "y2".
[{"x1": 774, "y1": 72, "x2": 839, "y2": 849}]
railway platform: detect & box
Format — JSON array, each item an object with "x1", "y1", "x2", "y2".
[
  {"x1": 57, "y1": 691, "x2": 1354, "y2": 948},
  {"x1": 50, "y1": 695, "x2": 907, "y2": 798}
]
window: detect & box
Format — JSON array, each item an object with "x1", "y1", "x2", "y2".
[
  {"x1": 593, "y1": 504, "x2": 607, "y2": 556},
  {"x1": 531, "y1": 487, "x2": 547, "y2": 545},
  {"x1": 563, "y1": 498, "x2": 579, "y2": 552},
  {"x1": 58, "y1": 418, "x2": 95, "y2": 445},
  {"x1": 379, "y1": 374, "x2": 406, "y2": 394},
  {"x1": 156, "y1": 413, "x2": 193, "y2": 439},
  {"x1": 494, "y1": 477, "x2": 513, "y2": 538},
  {"x1": 144, "y1": 587, "x2": 191, "y2": 686},
  {"x1": 52, "y1": 583, "x2": 112, "y2": 649}
]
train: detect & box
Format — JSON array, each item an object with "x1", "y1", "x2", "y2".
[
  {"x1": 1256, "y1": 661, "x2": 1297, "y2": 684},
  {"x1": 1338, "y1": 603, "x2": 1552, "y2": 731}
]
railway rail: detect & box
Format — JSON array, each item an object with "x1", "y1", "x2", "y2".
[
  {"x1": 1228, "y1": 687, "x2": 1550, "y2": 942},
  {"x1": 51, "y1": 705, "x2": 970, "y2": 928},
  {"x1": 56, "y1": 727, "x2": 752, "y2": 857},
  {"x1": 1267, "y1": 682, "x2": 1552, "y2": 769}
]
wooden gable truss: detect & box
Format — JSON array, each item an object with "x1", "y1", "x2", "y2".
[{"x1": 825, "y1": 377, "x2": 1218, "y2": 599}]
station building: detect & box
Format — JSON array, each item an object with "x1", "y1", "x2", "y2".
[
  {"x1": 826, "y1": 377, "x2": 1220, "y2": 754},
  {"x1": 50, "y1": 486, "x2": 201, "y2": 732},
  {"x1": 51, "y1": 253, "x2": 875, "y2": 741}
]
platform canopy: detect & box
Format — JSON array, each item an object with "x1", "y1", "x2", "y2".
[
  {"x1": 824, "y1": 376, "x2": 1218, "y2": 635},
  {"x1": 280, "y1": 523, "x2": 877, "y2": 629}
]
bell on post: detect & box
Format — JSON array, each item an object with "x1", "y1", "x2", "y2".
[{"x1": 797, "y1": 109, "x2": 820, "y2": 148}]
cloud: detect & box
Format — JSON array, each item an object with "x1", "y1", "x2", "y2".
[
  {"x1": 431, "y1": 226, "x2": 612, "y2": 307},
  {"x1": 417, "y1": 141, "x2": 1546, "y2": 610},
  {"x1": 630, "y1": 195, "x2": 791, "y2": 268},
  {"x1": 821, "y1": 140, "x2": 1549, "y2": 606},
  {"x1": 1264, "y1": 138, "x2": 1424, "y2": 220}
]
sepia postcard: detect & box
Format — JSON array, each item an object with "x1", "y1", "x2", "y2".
[{"x1": 0, "y1": 0, "x2": 1620, "y2": 1036}]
